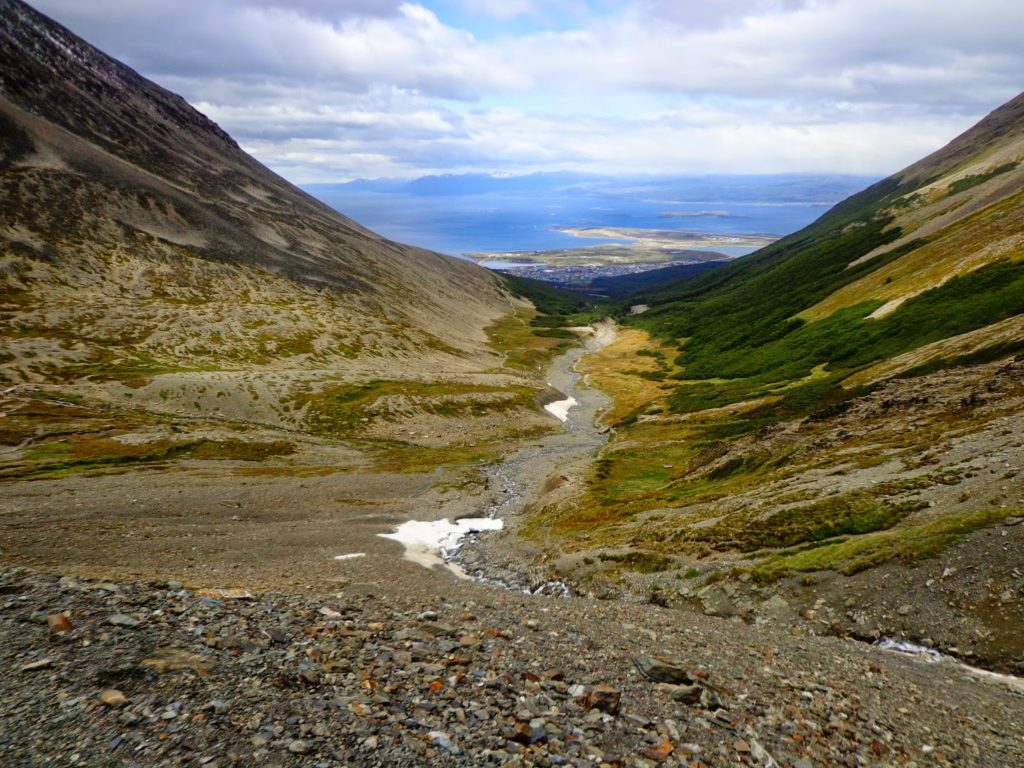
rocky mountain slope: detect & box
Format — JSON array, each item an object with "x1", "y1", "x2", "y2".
[
  {"x1": 522, "y1": 93, "x2": 1024, "y2": 673},
  {"x1": 0, "y1": 0, "x2": 525, "y2": 435}
]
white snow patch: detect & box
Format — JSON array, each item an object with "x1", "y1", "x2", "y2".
[
  {"x1": 873, "y1": 638, "x2": 944, "y2": 663},
  {"x1": 378, "y1": 518, "x2": 503, "y2": 579},
  {"x1": 544, "y1": 396, "x2": 578, "y2": 423},
  {"x1": 333, "y1": 553, "x2": 366, "y2": 561},
  {"x1": 874, "y1": 638, "x2": 1024, "y2": 693}
]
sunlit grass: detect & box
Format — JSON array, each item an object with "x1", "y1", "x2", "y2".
[{"x1": 577, "y1": 328, "x2": 675, "y2": 425}]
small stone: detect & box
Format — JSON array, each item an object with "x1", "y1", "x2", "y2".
[
  {"x1": 196, "y1": 588, "x2": 254, "y2": 600},
  {"x1": 429, "y1": 731, "x2": 461, "y2": 754},
  {"x1": 585, "y1": 686, "x2": 621, "y2": 715},
  {"x1": 140, "y1": 648, "x2": 213, "y2": 675},
  {"x1": 20, "y1": 658, "x2": 53, "y2": 672},
  {"x1": 529, "y1": 718, "x2": 549, "y2": 744},
  {"x1": 288, "y1": 740, "x2": 312, "y2": 755},
  {"x1": 671, "y1": 683, "x2": 704, "y2": 705},
  {"x1": 641, "y1": 740, "x2": 675, "y2": 763},
  {"x1": 1004, "y1": 516, "x2": 1023, "y2": 526},
  {"x1": 119, "y1": 711, "x2": 140, "y2": 726},
  {"x1": 635, "y1": 655, "x2": 693, "y2": 685},
  {"x1": 267, "y1": 628, "x2": 288, "y2": 645},
  {"x1": 701, "y1": 688, "x2": 725, "y2": 710},
  {"x1": 47, "y1": 614, "x2": 72, "y2": 634},
  {"x1": 107, "y1": 614, "x2": 141, "y2": 628},
  {"x1": 98, "y1": 689, "x2": 128, "y2": 707},
  {"x1": 311, "y1": 723, "x2": 330, "y2": 738},
  {"x1": 509, "y1": 723, "x2": 533, "y2": 745}
]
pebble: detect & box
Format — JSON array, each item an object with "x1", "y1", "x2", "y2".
[
  {"x1": 429, "y1": 731, "x2": 461, "y2": 754},
  {"x1": 20, "y1": 658, "x2": 54, "y2": 671},
  {"x1": 584, "y1": 686, "x2": 621, "y2": 715},
  {"x1": 0, "y1": 568, "x2": 1020, "y2": 767},
  {"x1": 46, "y1": 614, "x2": 72, "y2": 634},
  {"x1": 671, "y1": 683, "x2": 703, "y2": 705},
  {"x1": 98, "y1": 689, "x2": 128, "y2": 707},
  {"x1": 634, "y1": 654, "x2": 694, "y2": 684}
]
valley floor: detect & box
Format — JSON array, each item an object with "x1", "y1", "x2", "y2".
[{"x1": 2, "y1": 327, "x2": 1024, "y2": 766}]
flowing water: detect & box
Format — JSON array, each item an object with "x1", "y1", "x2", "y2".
[{"x1": 379, "y1": 322, "x2": 615, "y2": 589}]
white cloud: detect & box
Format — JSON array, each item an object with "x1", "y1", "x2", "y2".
[{"x1": 29, "y1": 0, "x2": 1024, "y2": 181}]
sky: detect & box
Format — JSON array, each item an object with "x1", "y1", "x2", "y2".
[{"x1": 31, "y1": 0, "x2": 1024, "y2": 184}]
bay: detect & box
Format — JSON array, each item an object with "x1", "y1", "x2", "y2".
[{"x1": 304, "y1": 175, "x2": 876, "y2": 259}]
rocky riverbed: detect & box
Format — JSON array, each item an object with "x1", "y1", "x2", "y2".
[
  {"x1": 452, "y1": 322, "x2": 615, "y2": 591},
  {"x1": 4, "y1": 567, "x2": 1024, "y2": 767}
]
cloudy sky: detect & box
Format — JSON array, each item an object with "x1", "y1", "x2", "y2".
[{"x1": 32, "y1": 0, "x2": 1024, "y2": 183}]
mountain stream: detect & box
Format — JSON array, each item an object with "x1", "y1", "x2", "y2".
[{"x1": 378, "y1": 321, "x2": 616, "y2": 592}]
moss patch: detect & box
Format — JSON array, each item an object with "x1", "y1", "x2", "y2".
[{"x1": 749, "y1": 508, "x2": 1013, "y2": 581}]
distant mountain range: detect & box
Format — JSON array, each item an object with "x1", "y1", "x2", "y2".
[{"x1": 306, "y1": 172, "x2": 878, "y2": 204}]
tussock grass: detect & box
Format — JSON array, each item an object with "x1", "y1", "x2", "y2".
[{"x1": 3, "y1": 430, "x2": 297, "y2": 481}]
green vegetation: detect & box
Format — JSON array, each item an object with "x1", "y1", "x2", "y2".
[
  {"x1": 596, "y1": 551, "x2": 676, "y2": 573},
  {"x1": 749, "y1": 508, "x2": 1012, "y2": 581},
  {"x1": 74, "y1": 351, "x2": 204, "y2": 388},
  {"x1": 947, "y1": 161, "x2": 1019, "y2": 196},
  {"x1": 298, "y1": 379, "x2": 541, "y2": 437},
  {"x1": 656, "y1": 257, "x2": 1024, "y2": 415},
  {"x1": 188, "y1": 439, "x2": 295, "y2": 461},
  {"x1": 495, "y1": 271, "x2": 608, "y2": 327},
  {"x1": 658, "y1": 493, "x2": 927, "y2": 553},
  {"x1": 3, "y1": 435, "x2": 297, "y2": 480},
  {"x1": 485, "y1": 308, "x2": 578, "y2": 371}
]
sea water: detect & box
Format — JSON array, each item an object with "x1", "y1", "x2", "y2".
[{"x1": 306, "y1": 189, "x2": 847, "y2": 259}]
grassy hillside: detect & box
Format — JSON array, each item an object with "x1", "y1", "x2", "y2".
[{"x1": 526, "y1": 94, "x2": 1024, "y2": 665}]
